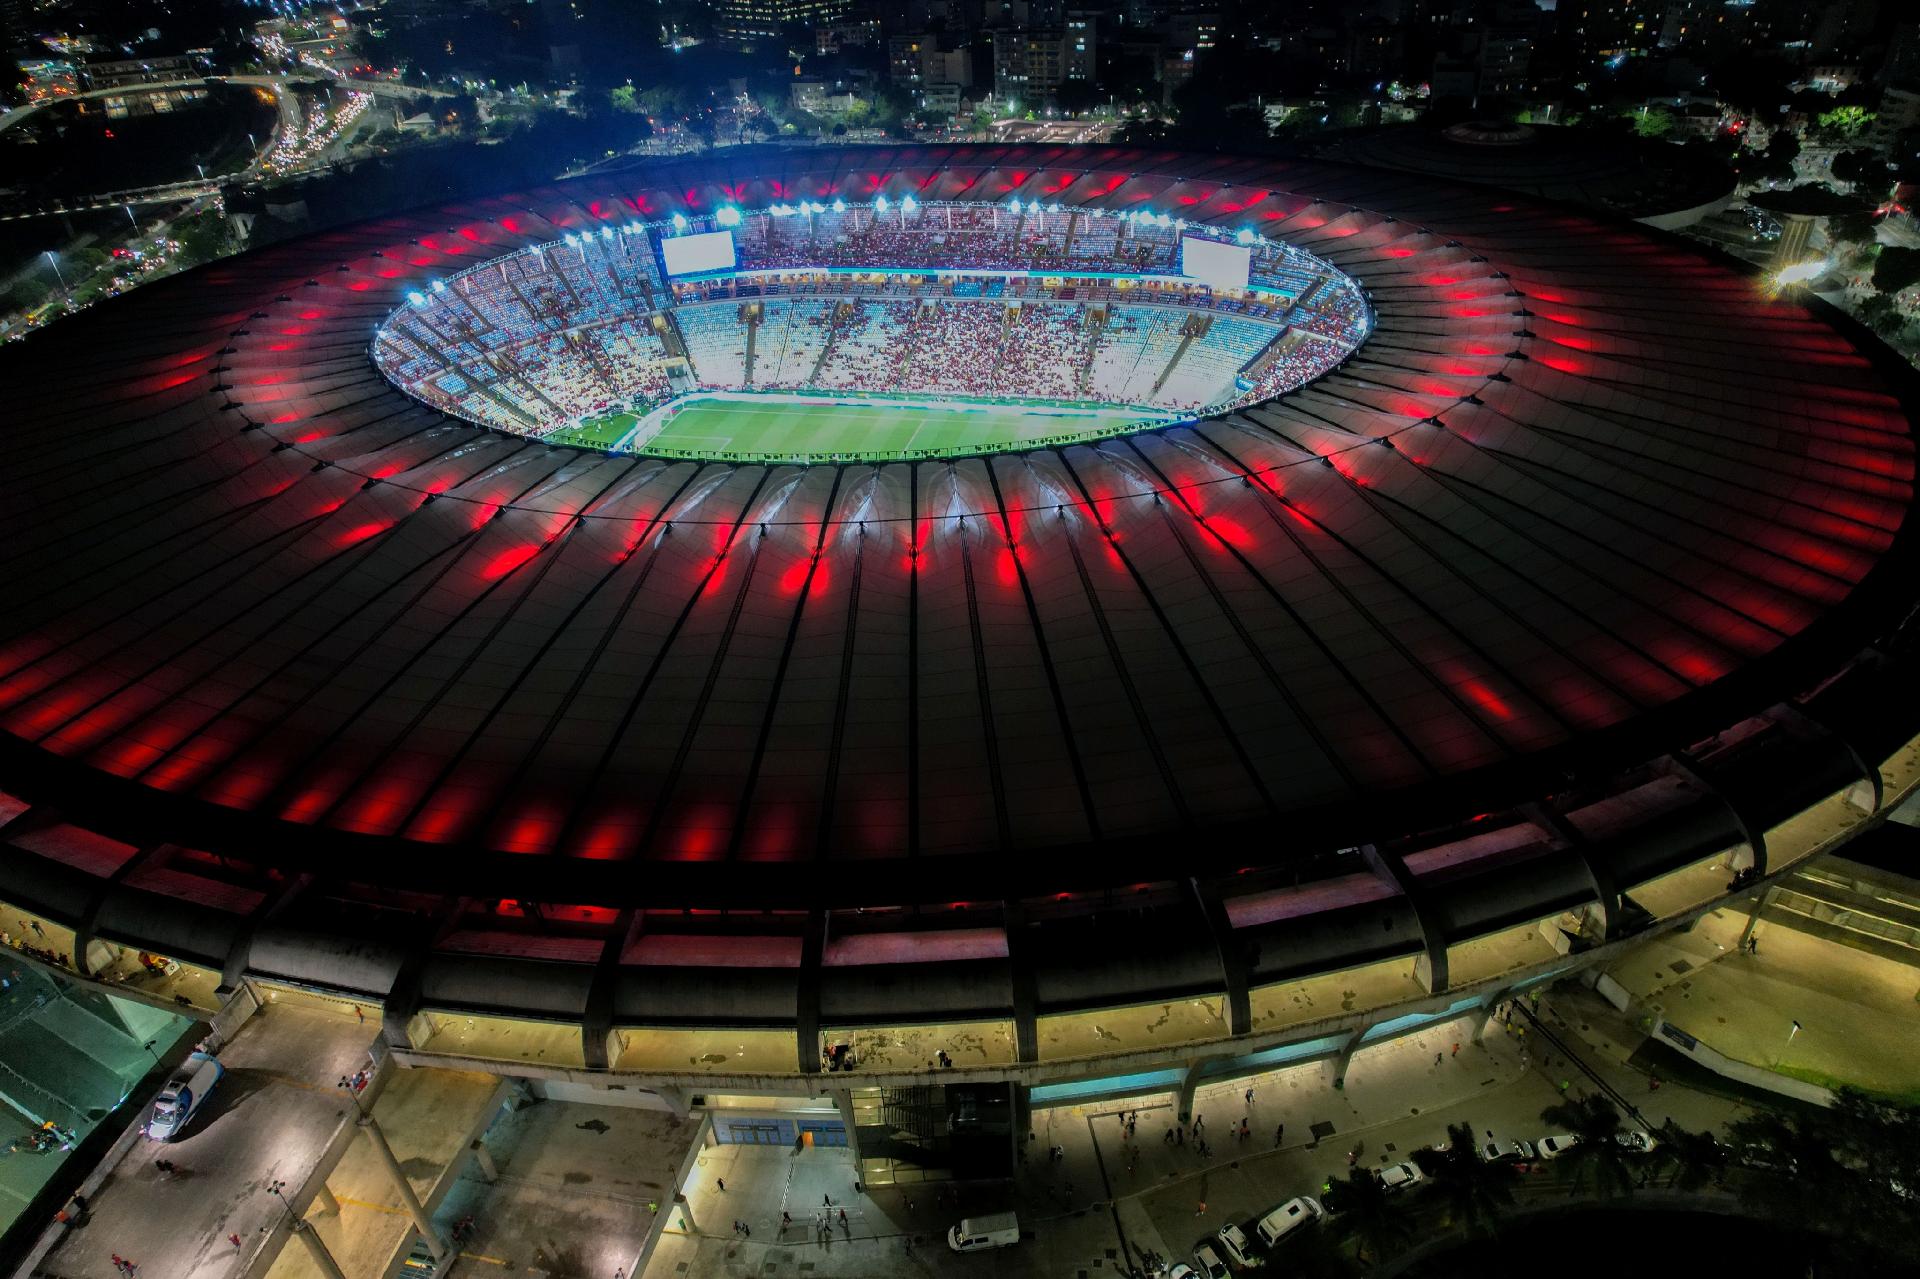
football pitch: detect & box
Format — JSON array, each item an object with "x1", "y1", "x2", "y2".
[{"x1": 553, "y1": 393, "x2": 1167, "y2": 462}]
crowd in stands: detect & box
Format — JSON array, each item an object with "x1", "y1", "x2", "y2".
[{"x1": 372, "y1": 205, "x2": 1371, "y2": 443}]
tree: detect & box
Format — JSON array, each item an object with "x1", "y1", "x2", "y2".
[
  {"x1": 1650, "y1": 1120, "x2": 1726, "y2": 1191},
  {"x1": 1860, "y1": 293, "x2": 1905, "y2": 338},
  {"x1": 1725, "y1": 1092, "x2": 1920, "y2": 1272},
  {"x1": 1826, "y1": 206, "x2": 1882, "y2": 249},
  {"x1": 609, "y1": 85, "x2": 639, "y2": 113},
  {"x1": 1831, "y1": 148, "x2": 1894, "y2": 199},
  {"x1": 3, "y1": 277, "x2": 52, "y2": 313},
  {"x1": 1322, "y1": 1168, "x2": 1414, "y2": 1266},
  {"x1": 1872, "y1": 245, "x2": 1920, "y2": 296},
  {"x1": 1816, "y1": 105, "x2": 1874, "y2": 142},
  {"x1": 1537, "y1": 1093, "x2": 1637, "y2": 1200},
  {"x1": 1412, "y1": 1121, "x2": 1515, "y2": 1237},
  {"x1": 1633, "y1": 103, "x2": 1677, "y2": 139}
]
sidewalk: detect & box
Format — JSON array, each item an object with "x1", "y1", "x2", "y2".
[
  {"x1": 37, "y1": 1000, "x2": 379, "y2": 1279},
  {"x1": 647, "y1": 993, "x2": 1759, "y2": 1279},
  {"x1": 1599, "y1": 906, "x2": 1920, "y2": 1098}
]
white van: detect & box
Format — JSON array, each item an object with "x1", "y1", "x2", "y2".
[
  {"x1": 947, "y1": 1211, "x2": 1020, "y2": 1252},
  {"x1": 148, "y1": 1052, "x2": 224, "y2": 1141},
  {"x1": 1254, "y1": 1196, "x2": 1324, "y2": 1248}
]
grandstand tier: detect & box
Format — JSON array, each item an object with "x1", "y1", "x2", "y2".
[{"x1": 373, "y1": 202, "x2": 1369, "y2": 461}]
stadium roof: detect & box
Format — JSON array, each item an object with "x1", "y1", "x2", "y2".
[{"x1": 0, "y1": 143, "x2": 1914, "y2": 918}]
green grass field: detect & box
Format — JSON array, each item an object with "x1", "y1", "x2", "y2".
[
  {"x1": 547, "y1": 412, "x2": 640, "y2": 449},
  {"x1": 557, "y1": 394, "x2": 1163, "y2": 463}
]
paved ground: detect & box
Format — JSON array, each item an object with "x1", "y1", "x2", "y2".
[
  {"x1": 35, "y1": 1001, "x2": 379, "y2": 1279},
  {"x1": 430, "y1": 1098, "x2": 700, "y2": 1279},
  {"x1": 647, "y1": 996, "x2": 1754, "y2": 1279},
  {"x1": 1607, "y1": 905, "x2": 1920, "y2": 1096},
  {"x1": 264, "y1": 1067, "x2": 502, "y2": 1279}
]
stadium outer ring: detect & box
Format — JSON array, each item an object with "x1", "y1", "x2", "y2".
[{"x1": 0, "y1": 145, "x2": 1917, "y2": 1086}]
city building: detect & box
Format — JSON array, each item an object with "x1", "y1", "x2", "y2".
[
  {"x1": 710, "y1": 0, "x2": 854, "y2": 48},
  {"x1": 991, "y1": 27, "x2": 1066, "y2": 98},
  {"x1": 889, "y1": 32, "x2": 974, "y2": 88},
  {"x1": 79, "y1": 54, "x2": 202, "y2": 90}
]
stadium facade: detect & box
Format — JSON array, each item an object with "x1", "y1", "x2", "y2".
[{"x1": 0, "y1": 145, "x2": 1916, "y2": 1132}]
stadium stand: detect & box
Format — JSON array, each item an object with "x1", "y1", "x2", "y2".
[{"x1": 373, "y1": 204, "x2": 1370, "y2": 444}]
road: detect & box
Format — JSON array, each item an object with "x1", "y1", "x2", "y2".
[
  {"x1": 33, "y1": 1004, "x2": 379, "y2": 1279},
  {"x1": 0, "y1": 72, "x2": 435, "y2": 137}
]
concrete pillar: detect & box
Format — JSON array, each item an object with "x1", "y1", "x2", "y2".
[
  {"x1": 470, "y1": 1139, "x2": 498, "y2": 1184},
  {"x1": 290, "y1": 1218, "x2": 347, "y2": 1279},
  {"x1": 1174, "y1": 1060, "x2": 1202, "y2": 1124},
  {"x1": 358, "y1": 1114, "x2": 448, "y2": 1261},
  {"x1": 1738, "y1": 886, "x2": 1779, "y2": 950},
  {"x1": 1472, "y1": 990, "x2": 1513, "y2": 1044},
  {"x1": 1329, "y1": 1027, "x2": 1365, "y2": 1087},
  {"x1": 313, "y1": 1182, "x2": 340, "y2": 1214},
  {"x1": 831, "y1": 1089, "x2": 864, "y2": 1169},
  {"x1": 674, "y1": 1191, "x2": 697, "y2": 1234}
]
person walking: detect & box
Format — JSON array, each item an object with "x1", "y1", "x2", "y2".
[
  {"x1": 1451, "y1": 1042, "x2": 1460, "y2": 1057},
  {"x1": 1244, "y1": 1086, "x2": 1254, "y2": 1105},
  {"x1": 717, "y1": 1178, "x2": 726, "y2": 1192},
  {"x1": 1274, "y1": 1123, "x2": 1285, "y2": 1147},
  {"x1": 782, "y1": 1211, "x2": 792, "y2": 1230}
]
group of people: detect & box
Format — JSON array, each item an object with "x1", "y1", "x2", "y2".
[
  {"x1": 776, "y1": 1206, "x2": 851, "y2": 1240},
  {"x1": 384, "y1": 208, "x2": 1373, "y2": 451}
]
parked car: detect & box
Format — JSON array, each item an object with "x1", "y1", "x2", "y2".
[
  {"x1": 1254, "y1": 1197, "x2": 1324, "y2": 1248},
  {"x1": 1214, "y1": 1223, "x2": 1256, "y2": 1267},
  {"x1": 1537, "y1": 1134, "x2": 1581, "y2": 1159},
  {"x1": 147, "y1": 1053, "x2": 224, "y2": 1142},
  {"x1": 1163, "y1": 1266, "x2": 1197, "y2": 1279},
  {"x1": 1380, "y1": 1161, "x2": 1425, "y2": 1191},
  {"x1": 947, "y1": 1211, "x2": 1020, "y2": 1252},
  {"x1": 1485, "y1": 1137, "x2": 1536, "y2": 1163},
  {"x1": 1191, "y1": 1242, "x2": 1230, "y2": 1279},
  {"x1": 1614, "y1": 1129, "x2": 1658, "y2": 1154}
]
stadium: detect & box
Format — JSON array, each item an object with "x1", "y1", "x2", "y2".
[{"x1": 0, "y1": 144, "x2": 1917, "y2": 1150}]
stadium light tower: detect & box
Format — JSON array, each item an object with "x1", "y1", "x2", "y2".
[
  {"x1": 872, "y1": 194, "x2": 889, "y2": 214},
  {"x1": 670, "y1": 212, "x2": 689, "y2": 231},
  {"x1": 716, "y1": 205, "x2": 742, "y2": 227}
]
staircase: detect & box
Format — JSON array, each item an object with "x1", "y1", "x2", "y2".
[
  {"x1": 806, "y1": 300, "x2": 856, "y2": 385},
  {"x1": 1150, "y1": 313, "x2": 1212, "y2": 398},
  {"x1": 741, "y1": 303, "x2": 759, "y2": 387}
]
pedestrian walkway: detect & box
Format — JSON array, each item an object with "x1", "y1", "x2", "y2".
[
  {"x1": 430, "y1": 1097, "x2": 701, "y2": 1279},
  {"x1": 650, "y1": 988, "x2": 1759, "y2": 1279},
  {"x1": 1603, "y1": 905, "x2": 1920, "y2": 1097},
  {"x1": 35, "y1": 1000, "x2": 379, "y2": 1279},
  {"x1": 261, "y1": 1066, "x2": 502, "y2": 1279}
]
